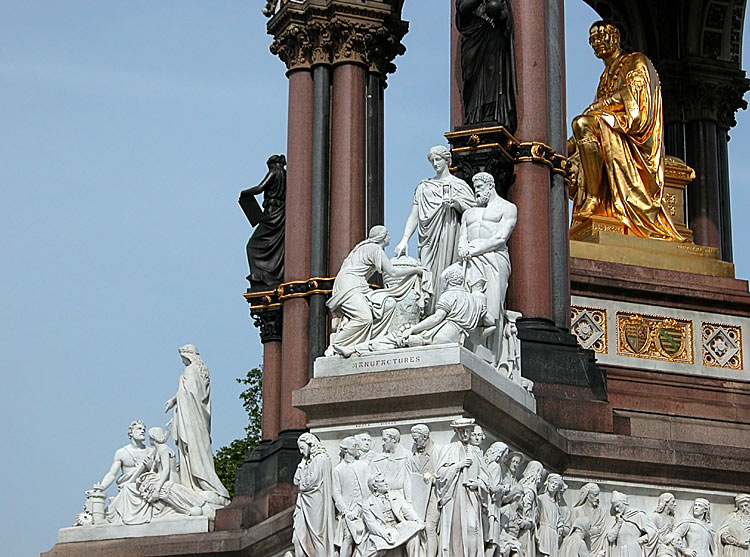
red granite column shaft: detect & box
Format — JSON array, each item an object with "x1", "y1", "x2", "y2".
[
  {"x1": 506, "y1": 0, "x2": 553, "y2": 320},
  {"x1": 280, "y1": 68, "x2": 313, "y2": 432},
  {"x1": 330, "y1": 63, "x2": 367, "y2": 271},
  {"x1": 450, "y1": 0, "x2": 463, "y2": 131},
  {"x1": 261, "y1": 340, "x2": 281, "y2": 439}
]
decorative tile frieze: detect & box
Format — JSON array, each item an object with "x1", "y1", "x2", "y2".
[
  {"x1": 571, "y1": 306, "x2": 607, "y2": 353},
  {"x1": 616, "y1": 311, "x2": 694, "y2": 364},
  {"x1": 702, "y1": 322, "x2": 743, "y2": 369}
]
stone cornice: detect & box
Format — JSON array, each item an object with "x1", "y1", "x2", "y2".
[{"x1": 267, "y1": 0, "x2": 407, "y2": 73}]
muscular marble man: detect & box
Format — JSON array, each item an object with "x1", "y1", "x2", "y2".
[
  {"x1": 458, "y1": 171, "x2": 517, "y2": 361},
  {"x1": 95, "y1": 420, "x2": 151, "y2": 492}
]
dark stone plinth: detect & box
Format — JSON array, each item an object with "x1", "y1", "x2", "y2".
[
  {"x1": 517, "y1": 317, "x2": 606, "y2": 399},
  {"x1": 215, "y1": 429, "x2": 304, "y2": 531},
  {"x1": 42, "y1": 507, "x2": 293, "y2": 557}
]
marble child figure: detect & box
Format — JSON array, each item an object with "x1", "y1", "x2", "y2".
[{"x1": 395, "y1": 145, "x2": 474, "y2": 312}]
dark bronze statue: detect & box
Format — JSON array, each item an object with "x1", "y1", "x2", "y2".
[
  {"x1": 456, "y1": 0, "x2": 517, "y2": 132},
  {"x1": 239, "y1": 155, "x2": 286, "y2": 287}
]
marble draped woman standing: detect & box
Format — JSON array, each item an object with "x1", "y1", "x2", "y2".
[
  {"x1": 293, "y1": 433, "x2": 335, "y2": 557},
  {"x1": 164, "y1": 345, "x2": 229, "y2": 507},
  {"x1": 395, "y1": 146, "x2": 474, "y2": 313}
]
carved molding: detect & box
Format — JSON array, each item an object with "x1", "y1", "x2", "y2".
[
  {"x1": 250, "y1": 305, "x2": 284, "y2": 344},
  {"x1": 660, "y1": 61, "x2": 750, "y2": 129},
  {"x1": 267, "y1": 1, "x2": 407, "y2": 73}
]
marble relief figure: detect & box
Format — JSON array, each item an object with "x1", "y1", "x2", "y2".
[
  {"x1": 395, "y1": 145, "x2": 474, "y2": 313},
  {"x1": 405, "y1": 424, "x2": 440, "y2": 557},
  {"x1": 573, "y1": 482, "x2": 609, "y2": 557},
  {"x1": 652, "y1": 493, "x2": 677, "y2": 557},
  {"x1": 332, "y1": 437, "x2": 369, "y2": 557},
  {"x1": 435, "y1": 417, "x2": 488, "y2": 557},
  {"x1": 606, "y1": 491, "x2": 658, "y2": 557},
  {"x1": 670, "y1": 499, "x2": 714, "y2": 557},
  {"x1": 293, "y1": 433, "x2": 335, "y2": 557},
  {"x1": 717, "y1": 495, "x2": 750, "y2": 557}
]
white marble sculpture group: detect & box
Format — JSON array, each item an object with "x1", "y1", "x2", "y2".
[
  {"x1": 73, "y1": 345, "x2": 229, "y2": 528},
  {"x1": 289, "y1": 422, "x2": 750, "y2": 557},
  {"x1": 325, "y1": 144, "x2": 526, "y2": 388}
]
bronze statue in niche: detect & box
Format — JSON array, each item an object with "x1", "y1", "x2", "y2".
[{"x1": 456, "y1": 0, "x2": 517, "y2": 132}]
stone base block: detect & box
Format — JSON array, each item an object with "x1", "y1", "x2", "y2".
[
  {"x1": 313, "y1": 344, "x2": 536, "y2": 411},
  {"x1": 570, "y1": 229, "x2": 734, "y2": 277},
  {"x1": 56, "y1": 516, "x2": 212, "y2": 544}
]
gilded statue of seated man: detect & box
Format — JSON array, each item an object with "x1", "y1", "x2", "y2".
[{"x1": 568, "y1": 21, "x2": 684, "y2": 241}]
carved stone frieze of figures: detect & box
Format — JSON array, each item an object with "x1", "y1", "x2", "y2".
[
  {"x1": 284, "y1": 424, "x2": 750, "y2": 557},
  {"x1": 456, "y1": 0, "x2": 517, "y2": 131},
  {"x1": 239, "y1": 154, "x2": 286, "y2": 287}
]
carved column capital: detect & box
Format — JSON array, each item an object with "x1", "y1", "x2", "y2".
[
  {"x1": 269, "y1": 23, "x2": 314, "y2": 71},
  {"x1": 267, "y1": 1, "x2": 407, "y2": 74},
  {"x1": 660, "y1": 61, "x2": 750, "y2": 129},
  {"x1": 250, "y1": 306, "x2": 283, "y2": 344}
]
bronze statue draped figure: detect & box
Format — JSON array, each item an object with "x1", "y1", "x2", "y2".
[
  {"x1": 456, "y1": 0, "x2": 517, "y2": 132},
  {"x1": 239, "y1": 154, "x2": 287, "y2": 287}
]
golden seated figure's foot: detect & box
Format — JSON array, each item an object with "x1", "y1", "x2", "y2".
[{"x1": 575, "y1": 198, "x2": 600, "y2": 219}]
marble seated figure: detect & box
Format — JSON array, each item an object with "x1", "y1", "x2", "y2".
[
  {"x1": 360, "y1": 474, "x2": 424, "y2": 557},
  {"x1": 326, "y1": 225, "x2": 424, "y2": 357}
]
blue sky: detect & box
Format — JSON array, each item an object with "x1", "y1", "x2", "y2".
[{"x1": 3, "y1": 2, "x2": 749, "y2": 554}]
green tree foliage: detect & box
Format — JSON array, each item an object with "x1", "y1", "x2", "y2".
[{"x1": 214, "y1": 367, "x2": 262, "y2": 498}]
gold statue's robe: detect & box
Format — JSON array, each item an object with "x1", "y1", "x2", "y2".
[{"x1": 571, "y1": 52, "x2": 683, "y2": 241}]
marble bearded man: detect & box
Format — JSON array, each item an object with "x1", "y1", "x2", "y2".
[
  {"x1": 395, "y1": 145, "x2": 474, "y2": 313},
  {"x1": 435, "y1": 417, "x2": 488, "y2": 557},
  {"x1": 457, "y1": 171, "x2": 517, "y2": 360}
]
